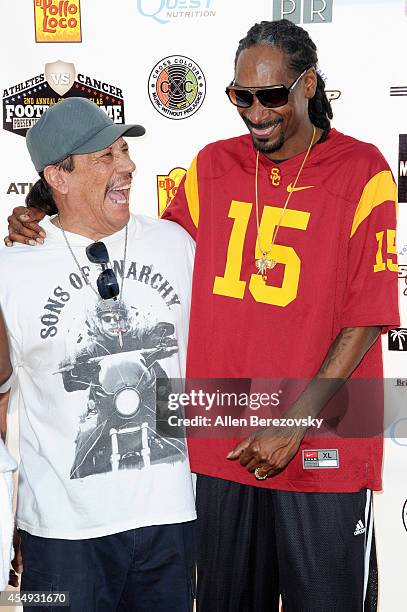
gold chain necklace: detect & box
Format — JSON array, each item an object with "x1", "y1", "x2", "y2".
[{"x1": 255, "y1": 125, "x2": 316, "y2": 280}]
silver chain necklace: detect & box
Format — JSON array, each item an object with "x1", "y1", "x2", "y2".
[{"x1": 56, "y1": 214, "x2": 128, "y2": 348}]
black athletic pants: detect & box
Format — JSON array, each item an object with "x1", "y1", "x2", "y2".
[{"x1": 195, "y1": 475, "x2": 377, "y2": 612}]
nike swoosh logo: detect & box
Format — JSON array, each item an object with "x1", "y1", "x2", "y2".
[{"x1": 287, "y1": 183, "x2": 314, "y2": 193}]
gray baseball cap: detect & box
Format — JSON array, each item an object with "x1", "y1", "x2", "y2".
[{"x1": 26, "y1": 97, "x2": 146, "y2": 173}]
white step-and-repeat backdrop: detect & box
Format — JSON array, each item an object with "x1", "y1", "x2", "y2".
[{"x1": 1, "y1": 1, "x2": 406, "y2": 610}]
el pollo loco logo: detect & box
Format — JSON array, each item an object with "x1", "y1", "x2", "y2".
[
  {"x1": 157, "y1": 168, "x2": 186, "y2": 216},
  {"x1": 34, "y1": 0, "x2": 82, "y2": 43}
]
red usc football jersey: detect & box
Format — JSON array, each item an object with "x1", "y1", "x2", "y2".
[{"x1": 163, "y1": 128, "x2": 400, "y2": 492}]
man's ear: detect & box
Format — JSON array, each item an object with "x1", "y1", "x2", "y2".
[
  {"x1": 304, "y1": 67, "x2": 317, "y2": 100},
  {"x1": 43, "y1": 165, "x2": 69, "y2": 195}
]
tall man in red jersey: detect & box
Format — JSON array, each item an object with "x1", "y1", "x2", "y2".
[
  {"x1": 163, "y1": 20, "x2": 399, "y2": 612},
  {"x1": 5, "y1": 19, "x2": 400, "y2": 612}
]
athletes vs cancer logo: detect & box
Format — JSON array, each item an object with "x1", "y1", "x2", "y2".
[
  {"x1": 3, "y1": 61, "x2": 126, "y2": 137},
  {"x1": 45, "y1": 61, "x2": 76, "y2": 96},
  {"x1": 34, "y1": 0, "x2": 82, "y2": 43},
  {"x1": 148, "y1": 56, "x2": 206, "y2": 119}
]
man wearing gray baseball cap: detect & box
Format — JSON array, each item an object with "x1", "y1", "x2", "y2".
[
  {"x1": 0, "y1": 98, "x2": 196, "y2": 611},
  {"x1": 25, "y1": 97, "x2": 145, "y2": 219}
]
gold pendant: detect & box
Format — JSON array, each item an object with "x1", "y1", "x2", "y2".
[{"x1": 255, "y1": 256, "x2": 277, "y2": 281}]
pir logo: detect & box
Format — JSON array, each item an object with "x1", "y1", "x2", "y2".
[
  {"x1": 3, "y1": 61, "x2": 126, "y2": 137},
  {"x1": 148, "y1": 55, "x2": 206, "y2": 120},
  {"x1": 157, "y1": 167, "x2": 186, "y2": 216}
]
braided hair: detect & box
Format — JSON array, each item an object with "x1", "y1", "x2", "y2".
[{"x1": 235, "y1": 20, "x2": 333, "y2": 131}]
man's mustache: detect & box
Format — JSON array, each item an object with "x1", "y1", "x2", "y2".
[{"x1": 105, "y1": 173, "x2": 133, "y2": 195}]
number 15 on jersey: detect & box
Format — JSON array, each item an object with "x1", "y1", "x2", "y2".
[{"x1": 213, "y1": 201, "x2": 310, "y2": 307}]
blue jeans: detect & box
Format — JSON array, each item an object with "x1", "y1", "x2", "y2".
[{"x1": 20, "y1": 522, "x2": 195, "y2": 611}]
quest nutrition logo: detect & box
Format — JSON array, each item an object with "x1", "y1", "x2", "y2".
[
  {"x1": 3, "y1": 61, "x2": 127, "y2": 137},
  {"x1": 148, "y1": 55, "x2": 206, "y2": 120},
  {"x1": 34, "y1": 0, "x2": 82, "y2": 43},
  {"x1": 136, "y1": 0, "x2": 216, "y2": 24},
  {"x1": 157, "y1": 167, "x2": 186, "y2": 216}
]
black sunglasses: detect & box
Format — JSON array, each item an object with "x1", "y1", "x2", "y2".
[
  {"x1": 225, "y1": 68, "x2": 309, "y2": 109},
  {"x1": 86, "y1": 241, "x2": 119, "y2": 300},
  {"x1": 101, "y1": 314, "x2": 118, "y2": 323}
]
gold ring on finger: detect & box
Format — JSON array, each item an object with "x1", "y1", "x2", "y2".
[{"x1": 254, "y1": 466, "x2": 269, "y2": 481}]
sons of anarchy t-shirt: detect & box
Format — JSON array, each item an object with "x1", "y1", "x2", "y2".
[{"x1": 0, "y1": 214, "x2": 196, "y2": 539}]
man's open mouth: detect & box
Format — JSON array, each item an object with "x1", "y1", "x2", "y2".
[
  {"x1": 106, "y1": 182, "x2": 132, "y2": 205},
  {"x1": 251, "y1": 123, "x2": 281, "y2": 138}
]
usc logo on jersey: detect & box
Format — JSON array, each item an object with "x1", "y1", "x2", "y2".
[{"x1": 270, "y1": 167, "x2": 281, "y2": 187}]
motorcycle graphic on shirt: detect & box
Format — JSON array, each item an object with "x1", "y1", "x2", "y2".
[{"x1": 55, "y1": 301, "x2": 186, "y2": 479}]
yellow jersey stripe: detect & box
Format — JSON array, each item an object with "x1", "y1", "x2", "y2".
[
  {"x1": 350, "y1": 170, "x2": 397, "y2": 238},
  {"x1": 184, "y1": 156, "x2": 200, "y2": 228}
]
